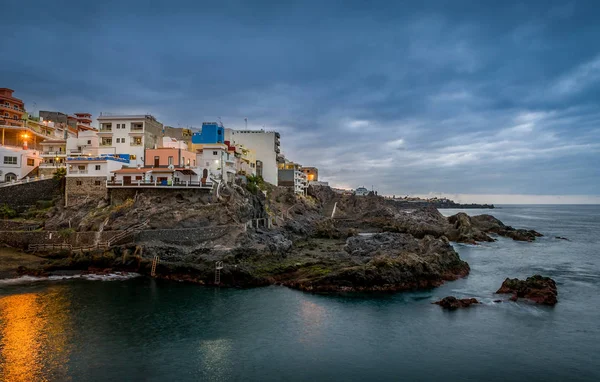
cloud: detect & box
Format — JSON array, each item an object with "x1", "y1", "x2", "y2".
[{"x1": 0, "y1": 0, "x2": 599, "y2": 202}]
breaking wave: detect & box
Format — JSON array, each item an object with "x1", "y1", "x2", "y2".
[{"x1": 0, "y1": 273, "x2": 141, "y2": 285}]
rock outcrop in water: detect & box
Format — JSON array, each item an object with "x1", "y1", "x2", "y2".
[
  {"x1": 434, "y1": 296, "x2": 480, "y2": 310},
  {"x1": 6, "y1": 183, "x2": 542, "y2": 294},
  {"x1": 496, "y1": 275, "x2": 558, "y2": 305}
]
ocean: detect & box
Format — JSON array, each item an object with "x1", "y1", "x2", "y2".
[{"x1": 1, "y1": 205, "x2": 599, "y2": 381}]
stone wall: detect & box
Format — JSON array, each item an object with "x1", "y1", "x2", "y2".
[
  {"x1": 0, "y1": 230, "x2": 117, "y2": 249},
  {"x1": 0, "y1": 226, "x2": 239, "y2": 250},
  {"x1": 65, "y1": 177, "x2": 107, "y2": 206},
  {"x1": 0, "y1": 179, "x2": 61, "y2": 212},
  {"x1": 134, "y1": 226, "x2": 235, "y2": 246},
  {"x1": 109, "y1": 187, "x2": 213, "y2": 205}
]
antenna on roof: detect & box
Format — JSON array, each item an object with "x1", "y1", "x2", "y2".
[{"x1": 244, "y1": 117, "x2": 248, "y2": 129}]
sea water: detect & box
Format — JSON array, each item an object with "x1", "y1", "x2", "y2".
[{"x1": 0, "y1": 205, "x2": 599, "y2": 381}]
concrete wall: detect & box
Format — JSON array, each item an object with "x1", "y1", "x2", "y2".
[
  {"x1": 0, "y1": 178, "x2": 60, "y2": 212},
  {"x1": 65, "y1": 176, "x2": 107, "y2": 206}
]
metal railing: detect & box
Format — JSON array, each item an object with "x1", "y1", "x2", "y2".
[
  {"x1": 106, "y1": 179, "x2": 213, "y2": 188},
  {"x1": 0, "y1": 175, "x2": 50, "y2": 188}
]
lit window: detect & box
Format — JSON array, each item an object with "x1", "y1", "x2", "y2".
[{"x1": 27, "y1": 158, "x2": 35, "y2": 166}]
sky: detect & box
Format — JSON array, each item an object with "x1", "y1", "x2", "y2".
[{"x1": 1, "y1": 0, "x2": 599, "y2": 203}]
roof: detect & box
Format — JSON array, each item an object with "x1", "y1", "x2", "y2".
[
  {"x1": 112, "y1": 168, "x2": 148, "y2": 174},
  {"x1": 40, "y1": 140, "x2": 66, "y2": 144},
  {"x1": 112, "y1": 167, "x2": 197, "y2": 175},
  {"x1": 97, "y1": 114, "x2": 157, "y2": 121},
  {"x1": 151, "y1": 168, "x2": 197, "y2": 175}
]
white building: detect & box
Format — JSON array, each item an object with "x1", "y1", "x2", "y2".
[
  {"x1": 0, "y1": 145, "x2": 41, "y2": 182},
  {"x1": 96, "y1": 114, "x2": 164, "y2": 167},
  {"x1": 66, "y1": 156, "x2": 129, "y2": 179},
  {"x1": 230, "y1": 129, "x2": 281, "y2": 185},
  {"x1": 196, "y1": 143, "x2": 236, "y2": 183},
  {"x1": 354, "y1": 187, "x2": 369, "y2": 196}
]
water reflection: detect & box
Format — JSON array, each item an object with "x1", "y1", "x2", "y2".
[
  {"x1": 298, "y1": 300, "x2": 326, "y2": 344},
  {"x1": 0, "y1": 287, "x2": 72, "y2": 381},
  {"x1": 198, "y1": 338, "x2": 232, "y2": 380}
]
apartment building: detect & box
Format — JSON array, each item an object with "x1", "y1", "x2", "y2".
[
  {"x1": 300, "y1": 167, "x2": 318, "y2": 182},
  {"x1": 0, "y1": 88, "x2": 26, "y2": 125},
  {"x1": 278, "y1": 161, "x2": 308, "y2": 195},
  {"x1": 231, "y1": 129, "x2": 281, "y2": 186},
  {"x1": 39, "y1": 139, "x2": 67, "y2": 176},
  {"x1": 96, "y1": 114, "x2": 163, "y2": 167}
]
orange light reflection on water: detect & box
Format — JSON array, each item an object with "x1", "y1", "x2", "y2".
[{"x1": 0, "y1": 288, "x2": 72, "y2": 382}]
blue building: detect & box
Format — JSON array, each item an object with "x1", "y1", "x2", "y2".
[{"x1": 191, "y1": 122, "x2": 224, "y2": 144}]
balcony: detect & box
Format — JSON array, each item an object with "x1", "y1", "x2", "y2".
[
  {"x1": 100, "y1": 142, "x2": 113, "y2": 147},
  {"x1": 69, "y1": 169, "x2": 88, "y2": 174},
  {"x1": 41, "y1": 151, "x2": 67, "y2": 157},
  {"x1": 0, "y1": 104, "x2": 25, "y2": 113},
  {"x1": 130, "y1": 142, "x2": 143, "y2": 146},
  {"x1": 0, "y1": 118, "x2": 25, "y2": 127},
  {"x1": 40, "y1": 162, "x2": 66, "y2": 168},
  {"x1": 131, "y1": 124, "x2": 144, "y2": 131}
]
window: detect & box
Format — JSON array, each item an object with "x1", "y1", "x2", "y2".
[
  {"x1": 87, "y1": 140, "x2": 91, "y2": 144},
  {"x1": 94, "y1": 180, "x2": 101, "y2": 186},
  {"x1": 130, "y1": 155, "x2": 137, "y2": 160},
  {"x1": 27, "y1": 158, "x2": 35, "y2": 166},
  {"x1": 218, "y1": 130, "x2": 222, "y2": 135},
  {"x1": 213, "y1": 151, "x2": 218, "y2": 155},
  {"x1": 168, "y1": 156, "x2": 173, "y2": 165},
  {"x1": 76, "y1": 181, "x2": 82, "y2": 186},
  {"x1": 193, "y1": 160, "x2": 196, "y2": 166},
  {"x1": 95, "y1": 165, "x2": 101, "y2": 170},
  {"x1": 78, "y1": 165, "x2": 86, "y2": 171},
  {"x1": 3, "y1": 156, "x2": 17, "y2": 165}
]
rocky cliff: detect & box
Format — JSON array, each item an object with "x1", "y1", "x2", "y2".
[{"x1": 13, "y1": 183, "x2": 542, "y2": 293}]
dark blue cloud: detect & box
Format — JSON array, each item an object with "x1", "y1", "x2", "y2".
[{"x1": 1, "y1": 0, "x2": 599, "y2": 199}]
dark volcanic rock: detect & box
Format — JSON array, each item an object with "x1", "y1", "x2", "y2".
[
  {"x1": 496, "y1": 275, "x2": 558, "y2": 305},
  {"x1": 284, "y1": 233, "x2": 470, "y2": 293},
  {"x1": 434, "y1": 296, "x2": 480, "y2": 310},
  {"x1": 470, "y1": 214, "x2": 543, "y2": 242},
  {"x1": 446, "y1": 213, "x2": 495, "y2": 244}
]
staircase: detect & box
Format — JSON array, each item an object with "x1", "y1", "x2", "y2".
[
  {"x1": 215, "y1": 261, "x2": 223, "y2": 285},
  {"x1": 107, "y1": 219, "x2": 150, "y2": 246},
  {"x1": 323, "y1": 201, "x2": 338, "y2": 218},
  {"x1": 22, "y1": 166, "x2": 39, "y2": 180},
  {"x1": 151, "y1": 255, "x2": 159, "y2": 277}
]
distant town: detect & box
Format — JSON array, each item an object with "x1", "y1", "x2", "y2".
[
  {"x1": 0, "y1": 87, "x2": 493, "y2": 209},
  {"x1": 0, "y1": 87, "x2": 334, "y2": 204}
]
